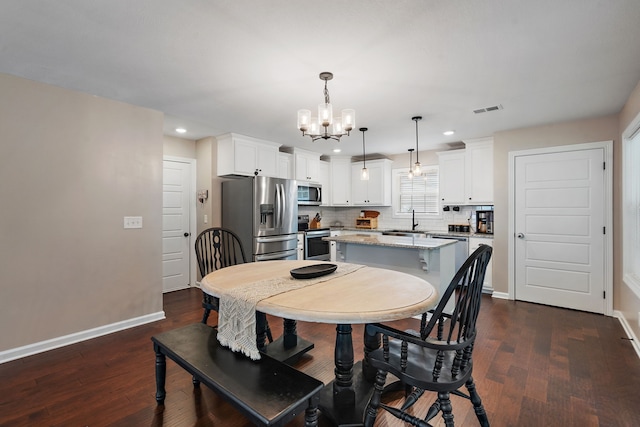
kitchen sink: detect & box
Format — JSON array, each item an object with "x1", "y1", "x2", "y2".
[{"x1": 382, "y1": 230, "x2": 431, "y2": 238}]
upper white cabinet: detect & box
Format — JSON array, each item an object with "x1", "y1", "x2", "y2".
[
  {"x1": 278, "y1": 152, "x2": 293, "y2": 179},
  {"x1": 464, "y1": 137, "x2": 493, "y2": 204},
  {"x1": 281, "y1": 147, "x2": 321, "y2": 182},
  {"x1": 329, "y1": 157, "x2": 352, "y2": 206},
  {"x1": 437, "y1": 137, "x2": 493, "y2": 205},
  {"x1": 437, "y1": 149, "x2": 467, "y2": 205},
  {"x1": 350, "y1": 159, "x2": 392, "y2": 206},
  {"x1": 216, "y1": 133, "x2": 280, "y2": 177},
  {"x1": 318, "y1": 160, "x2": 331, "y2": 206}
]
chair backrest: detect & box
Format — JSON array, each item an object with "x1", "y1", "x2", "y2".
[
  {"x1": 421, "y1": 244, "x2": 493, "y2": 345},
  {"x1": 194, "y1": 227, "x2": 247, "y2": 277}
]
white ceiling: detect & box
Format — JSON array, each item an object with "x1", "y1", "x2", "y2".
[{"x1": 2, "y1": 0, "x2": 640, "y2": 157}]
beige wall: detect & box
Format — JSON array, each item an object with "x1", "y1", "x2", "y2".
[
  {"x1": 0, "y1": 73, "x2": 164, "y2": 353},
  {"x1": 163, "y1": 135, "x2": 196, "y2": 159},
  {"x1": 618, "y1": 79, "x2": 640, "y2": 338}
]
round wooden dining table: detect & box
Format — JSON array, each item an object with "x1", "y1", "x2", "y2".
[{"x1": 201, "y1": 259, "x2": 439, "y2": 426}]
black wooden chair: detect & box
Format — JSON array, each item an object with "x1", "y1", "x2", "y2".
[
  {"x1": 363, "y1": 244, "x2": 493, "y2": 427},
  {"x1": 194, "y1": 227, "x2": 273, "y2": 343}
]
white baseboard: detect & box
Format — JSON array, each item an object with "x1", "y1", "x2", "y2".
[
  {"x1": 0, "y1": 311, "x2": 166, "y2": 364},
  {"x1": 613, "y1": 310, "x2": 640, "y2": 360},
  {"x1": 491, "y1": 291, "x2": 510, "y2": 300}
]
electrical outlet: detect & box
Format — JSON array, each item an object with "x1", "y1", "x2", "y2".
[
  {"x1": 124, "y1": 216, "x2": 143, "y2": 229},
  {"x1": 204, "y1": 214, "x2": 208, "y2": 224}
]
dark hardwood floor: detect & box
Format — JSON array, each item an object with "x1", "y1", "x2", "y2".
[{"x1": 1, "y1": 288, "x2": 639, "y2": 427}]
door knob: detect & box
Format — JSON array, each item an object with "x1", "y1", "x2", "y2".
[
  {"x1": 517, "y1": 233, "x2": 525, "y2": 239},
  {"x1": 184, "y1": 232, "x2": 190, "y2": 237}
]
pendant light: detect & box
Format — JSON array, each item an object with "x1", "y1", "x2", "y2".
[
  {"x1": 412, "y1": 116, "x2": 422, "y2": 176},
  {"x1": 360, "y1": 127, "x2": 369, "y2": 180},
  {"x1": 407, "y1": 148, "x2": 414, "y2": 179}
]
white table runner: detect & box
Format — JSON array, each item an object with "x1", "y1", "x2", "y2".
[{"x1": 217, "y1": 262, "x2": 364, "y2": 360}]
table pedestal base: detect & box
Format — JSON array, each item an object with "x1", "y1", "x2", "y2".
[
  {"x1": 318, "y1": 361, "x2": 373, "y2": 427},
  {"x1": 263, "y1": 335, "x2": 314, "y2": 365}
]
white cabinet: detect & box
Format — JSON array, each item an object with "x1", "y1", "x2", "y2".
[
  {"x1": 350, "y1": 159, "x2": 392, "y2": 206},
  {"x1": 329, "y1": 230, "x2": 340, "y2": 262},
  {"x1": 437, "y1": 149, "x2": 466, "y2": 205},
  {"x1": 469, "y1": 237, "x2": 493, "y2": 290},
  {"x1": 464, "y1": 137, "x2": 494, "y2": 204},
  {"x1": 297, "y1": 232, "x2": 305, "y2": 260},
  {"x1": 282, "y1": 148, "x2": 321, "y2": 182},
  {"x1": 437, "y1": 138, "x2": 494, "y2": 205},
  {"x1": 330, "y1": 157, "x2": 352, "y2": 206},
  {"x1": 278, "y1": 152, "x2": 293, "y2": 179},
  {"x1": 216, "y1": 133, "x2": 280, "y2": 177},
  {"x1": 318, "y1": 160, "x2": 330, "y2": 207}
]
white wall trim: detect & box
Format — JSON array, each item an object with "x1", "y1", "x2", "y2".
[
  {"x1": 613, "y1": 310, "x2": 640, "y2": 360},
  {"x1": 508, "y1": 140, "x2": 614, "y2": 315},
  {"x1": 491, "y1": 291, "x2": 510, "y2": 300},
  {"x1": 163, "y1": 155, "x2": 198, "y2": 289},
  {"x1": 0, "y1": 311, "x2": 165, "y2": 364}
]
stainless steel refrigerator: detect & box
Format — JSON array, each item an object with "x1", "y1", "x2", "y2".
[{"x1": 222, "y1": 176, "x2": 298, "y2": 261}]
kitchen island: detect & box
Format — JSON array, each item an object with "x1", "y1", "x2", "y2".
[{"x1": 324, "y1": 233, "x2": 457, "y2": 312}]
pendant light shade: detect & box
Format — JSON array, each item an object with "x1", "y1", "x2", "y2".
[
  {"x1": 412, "y1": 116, "x2": 422, "y2": 176},
  {"x1": 360, "y1": 127, "x2": 369, "y2": 180},
  {"x1": 408, "y1": 148, "x2": 414, "y2": 179}
]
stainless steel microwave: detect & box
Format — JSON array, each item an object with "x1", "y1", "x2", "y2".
[{"x1": 297, "y1": 183, "x2": 322, "y2": 205}]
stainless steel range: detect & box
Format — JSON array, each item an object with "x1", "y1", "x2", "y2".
[{"x1": 297, "y1": 215, "x2": 331, "y2": 261}]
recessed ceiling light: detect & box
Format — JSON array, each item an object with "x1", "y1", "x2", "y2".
[
  {"x1": 175, "y1": 128, "x2": 187, "y2": 134},
  {"x1": 443, "y1": 130, "x2": 455, "y2": 136},
  {"x1": 333, "y1": 148, "x2": 341, "y2": 153}
]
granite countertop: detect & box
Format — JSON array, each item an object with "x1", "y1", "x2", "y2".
[
  {"x1": 323, "y1": 233, "x2": 457, "y2": 250},
  {"x1": 331, "y1": 227, "x2": 494, "y2": 239}
]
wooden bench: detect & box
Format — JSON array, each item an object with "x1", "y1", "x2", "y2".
[{"x1": 151, "y1": 323, "x2": 323, "y2": 426}]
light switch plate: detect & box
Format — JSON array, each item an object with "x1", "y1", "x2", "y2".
[{"x1": 124, "y1": 216, "x2": 143, "y2": 229}]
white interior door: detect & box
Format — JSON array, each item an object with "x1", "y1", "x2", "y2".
[
  {"x1": 162, "y1": 160, "x2": 191, "y2": 293},
  {"x1": 514, "y1": 148, "x2": 605, "y2": 313}
]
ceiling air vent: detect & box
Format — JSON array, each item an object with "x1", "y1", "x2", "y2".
[{"x1": 473, "y1": 104, "x2": 503, "y2": 114}]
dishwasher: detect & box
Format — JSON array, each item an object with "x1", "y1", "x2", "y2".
[{"x1": 433, "y1": 235, "x2": 469, "y2": 273}]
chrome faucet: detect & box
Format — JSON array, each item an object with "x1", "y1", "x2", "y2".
[{"x1": 412, "y1": 209, "x2": 419, "y2": 231}]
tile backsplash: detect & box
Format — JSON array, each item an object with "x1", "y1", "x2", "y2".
[{"x1": 299, "y1": 205, "x2": 484, "y2": 233}]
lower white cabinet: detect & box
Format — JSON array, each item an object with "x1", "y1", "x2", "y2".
[
  {"x1": 297, "y1": 233, "x2": 304, "y2": 260},
  {"x1": 469, "y1": 237, "x2": 493, "y2": 290}
]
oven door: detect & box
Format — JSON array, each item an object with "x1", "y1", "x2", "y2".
[{"x1": 304, "y1": 230, "x2": 330, "y2": 261}]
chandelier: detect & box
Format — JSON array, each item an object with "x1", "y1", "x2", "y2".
[{"x1": 297, "y1": 72, "x2": 355, "y2": 142}]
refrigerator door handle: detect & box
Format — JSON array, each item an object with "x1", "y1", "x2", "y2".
[
  {"x1": 255, "y1": 235, "x2": 297, "y2": 244},
  {"x1": 275, "y1": 183, "x2": 283, "y2": 229},
  {"x1": 254, "y1": 249, "x2": 297, "y2": 261}
]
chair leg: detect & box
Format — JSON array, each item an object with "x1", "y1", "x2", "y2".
[
  {"x1": 438, "y1": 392, "x2": 455, "y2": 427},
  {"x1": 304, "y1": 401, "x2": 319, "y2": 427},
  {"x1": 465, "y1": 376, "x2": 490, "y2": 427},
  {"x1": 363, "y1": 369, "x2": 387, "y2": 427},
  {"x1": 201, "y1": 307, "x2": 211, "y2": 324},
  {"x1": 402, "y1": 387, "x2": 425, "y2": 410},
  {"x1": 265, "y1": 319, "x2": 274, "y2": 343}
]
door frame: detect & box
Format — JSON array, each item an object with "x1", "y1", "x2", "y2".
[
  {"x1": 163, "y1": 155, "x2": 198, "y2": 289},
  {"x1": 507, "y1": 141, "x2": 613, "y2": 315}
]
